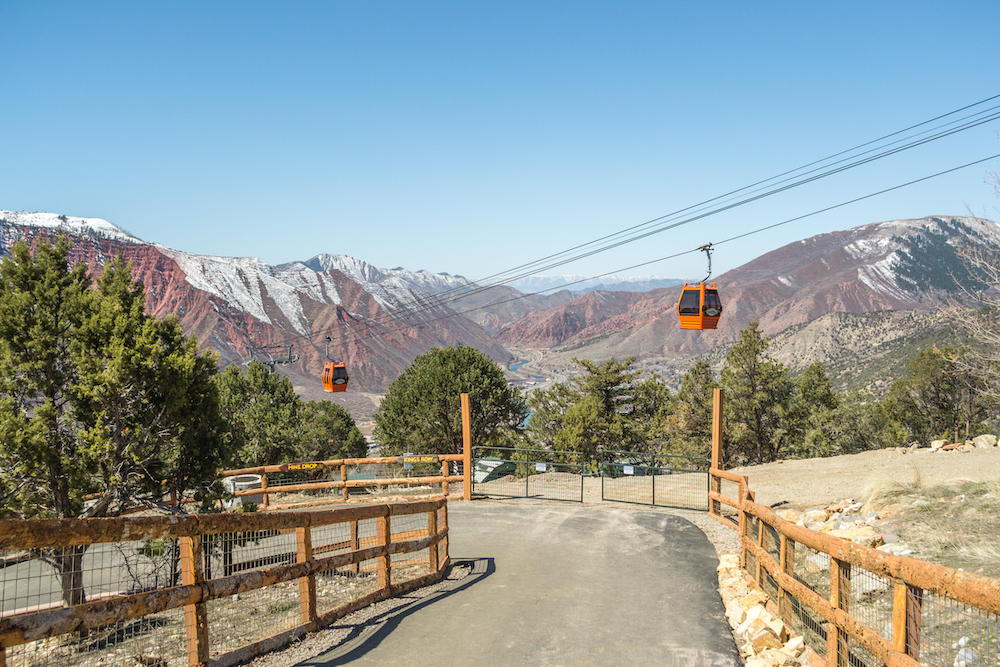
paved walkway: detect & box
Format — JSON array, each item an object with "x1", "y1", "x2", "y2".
[{"x1": 298, "y1": 502, "x2": 740, "y2": 667}]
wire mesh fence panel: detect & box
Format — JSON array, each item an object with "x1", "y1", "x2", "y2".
[
  {"x1": 207, "y1": 580, "x2": 302, "y2": 655},
  {"x1": 526, "y1": 465, "x2": 584, "y2": 502},
  {"x1": 762, "y1": 568, "x2": 779, "y2": 603},
  {"x1": 790, "y1": 542, "x2": 831, "y2": 602},
  {"x1": 763, "y1": 523, "x2": 781, "y2": 564},
  {"x1": 600, "y1": 452, "x2": 709, "y2": 510},
  {"x1": 843, "y1": 566, "x2": 894, "y2": 643},
  {"x1": 781, "y1": 588, "x2": 827, "y2": 661},
  {"x1": 654, "y1": 470, "x2": 709, "y2": 510},
  {"x1": 389, "y1": 512, "x2": 432, "y2": 584},
  {"x1": 918, "y1": 590, "x2": 1000, "y2": 667},
  {"x1": 205, "y1": 529, "x2": 301, "y2": 654},
  {"x1": 836, "y1": 633, "x2": 886, "y2": 667},
  {"x1": 313, "y1": 518, "x2": 380, "y2": 617},
  {"x1": 6, "y1": 607, "x2": 189, "y2": 667},
  {"x1": 2, "y1": 539, "x2": 192, "y2": 667},
  {"x1": 472, "y1": 447, "x2": 583, "y2": 502},
  {"x1": 347, "y1": 461, "x2": 442, "y2": 501}
]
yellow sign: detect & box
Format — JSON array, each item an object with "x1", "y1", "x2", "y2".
[
  {"x1": 283, "y1": 462, "x2": 324, "y2": 471},
  {"x1": 398, "y1": 455, "x2": 439, "y2": 465}
]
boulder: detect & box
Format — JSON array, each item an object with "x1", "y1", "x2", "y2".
[
  {"x1": 828, "y1": 525, "x2": 882, "y2": 548},
  {"x1": 930, "y1": 439, "x2": 948, "y2": 451},
  {"x1": 972, "y1": 434, "x2": 997, "y2": 448}
]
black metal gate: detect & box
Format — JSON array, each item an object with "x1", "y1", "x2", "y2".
[
  {"x1": 471, "y1": 446, "x2": 584, "y2": 503},
  {"x1": 599, "y1": 451, "x2": 709, "y2": 510}
]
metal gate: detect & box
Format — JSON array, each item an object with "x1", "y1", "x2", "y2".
[
  {"x1": 600, "y1": 451, "x2": 709, "y2": 511},
  {"x1": 471, "y1": 446, "x2": 584, "y2": 503}
]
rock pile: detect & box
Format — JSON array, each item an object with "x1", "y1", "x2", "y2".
[
  {"x1": 911, "y1": 434, "x2": 998, "y2": 454},
  {"x1": 774, "y1": 499, "x2": 914, "y2": 557},
  {"x1": 717, "y1": 555, "x2": 815, "y2": 666}
]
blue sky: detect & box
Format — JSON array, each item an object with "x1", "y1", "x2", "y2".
[{"x1": 3, "y1": 2, "x2": 999, "y2": 284}]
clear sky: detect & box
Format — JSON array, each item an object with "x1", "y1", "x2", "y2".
[{"x1": 3, "y1": 2, "x2": 999, "y2": 284}]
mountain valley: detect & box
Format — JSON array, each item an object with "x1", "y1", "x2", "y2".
[{"x1": 1, "y1": 211, "x2": 995, "y2": 419}]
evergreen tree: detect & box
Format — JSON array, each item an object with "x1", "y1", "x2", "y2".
[
  {"x1": 663, "y1": 360, "x2": 717, "y2": 458},
  {"x1": 373, "y1": 346, "x2": 527, "y2": 456},
  {"x1": 885, "y1": 346, "x2": 992, "y2": 443},
  {"x1": 299, "y1": 399, "x2": 367, "y2": 461},
  {"x1": 0, "y1": 241, "x2": 226, "y2": 607},
  {"x1": 720, "y1": 321, "x2": 791, "y2": 465},
  {"x1": 215, "y1": 362, "x2": 302, "y2": 467}
]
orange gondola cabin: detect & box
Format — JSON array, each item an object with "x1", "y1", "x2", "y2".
[
  {"x1": 322, "y1": 361, "x2": 349, "y2": 392},
  {"x1": 677, "y1": 282, "x2": 723, "y2": 330}
]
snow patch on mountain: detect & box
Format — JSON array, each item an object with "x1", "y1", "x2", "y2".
[
  {"x1": 305, "y1": 254, "x2": 471, "y2": 294},
  {"x1": 159, "y1": 248, "x2": 312, "y2": 334},
  {"x1": 0, "y1": 210, "x2": 144, "y2": 244}
]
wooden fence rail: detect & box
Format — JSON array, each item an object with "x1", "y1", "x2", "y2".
[
  {"x1": 707, "y1": 388, "x2": 1000, "y2": 667},
  {"x1": 0, "y1": 497, "x2": 450, "y2": 667},
  {"x1": 219, "y1": 453, "x2": 472, "y2": 509}
]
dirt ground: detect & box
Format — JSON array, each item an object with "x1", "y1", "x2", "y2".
[{"x1": 730, "y1": 446, "x2": 1000, "y2": 509}]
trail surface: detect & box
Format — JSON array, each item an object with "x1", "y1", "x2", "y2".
[{"x1": 297, "y1": 502, "x2": 740, "y2": 667}]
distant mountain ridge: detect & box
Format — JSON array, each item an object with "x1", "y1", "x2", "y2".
[
  {"x1": 509, "y1": 274, "x2": 683, "y2": 295},
  {"x1": 496, "y1": 216, "x2": 999, "y2": 362},
  {"x1": 0, "y1": 211, "x2": 517, "y2": 408},
  {"x1": 3, "y1": 210, "x2": 996, "y2": 415}
]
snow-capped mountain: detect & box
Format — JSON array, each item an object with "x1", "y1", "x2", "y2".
[
  {"x1": 509, "y1": 274, "x2": 683, "y2": 295},
  {"x1": 496, "y1": 216, "x2": 999, "y2": 357},
  {"x1": 0, "y1": 211, "x2": 514, "y2": 404},
  {"x1": 0, "y1": 211, "x2": 144, "y2": 244}
]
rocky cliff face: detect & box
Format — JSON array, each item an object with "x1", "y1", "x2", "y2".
[
  {"x1": 496, "y1": 216, "x2": 998, "y2": 361},
  {"x1": 0, "y1": 212, "x2": 515, "y2": 400}
]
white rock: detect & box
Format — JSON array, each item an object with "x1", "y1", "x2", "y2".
[
  {"x1": 955, "y1": 647, "x2": 979, "y2": 666},
  {"x1": 972, "y1": 434, "x2": 997, "y2": 448}
]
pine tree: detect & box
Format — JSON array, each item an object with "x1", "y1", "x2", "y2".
[
  {"x1": 373, "y1": 346, "x2": 527, "y2": 456},
  {"x1": 720, "y1": 321, "x2": 791, "y2": 465}
]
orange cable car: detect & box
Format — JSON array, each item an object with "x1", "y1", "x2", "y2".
[
  {"x1": 322, "y1": 336, "x2": 349, "y2": 393},
  {"x1": 322, "y1": 361, "x2": 349, "y2": 392},
  {"x1": 677, "y1": 243, "x2": 723, "y2": 330},
  {"x1": 677, "y1": 282, "x2": 723, "y2": 330}
]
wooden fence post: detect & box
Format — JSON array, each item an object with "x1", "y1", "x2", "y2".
[
  {"x1": 297, "y1": 526, "x2": 317, "y2": 628},
  {"x1": 829, "y1": 558, "x2": 850, "y2": 666},
  {"x1": 440, "y1": 503, "x2": 450, "y2": 568},
  {"x1": 341, "y1": 463, "x2": 349, "y2": 502},
  {"x1": 261, "y1": 472, "x2": 269, "y2": 509},
  {"x1": 181, "y1": 535, "x2": 209, "y2": 666},
  {"x1": 710, "y1": 388, "x2": 724, "y2": 517},
  {"x1": 441, "y1": 460, "x2": 450, "y2": 497},
  {"x1": 377, "y1": 513, "x2": 391, "y2": 593},
  {"x1": 350, "y1": 520, "x2": 360, "y2": 575},
  {"x1": 428, "y1": 509, "x2": 439, "y2": 573},
  {"x1": 461, "y1": 393, "x2": 472, "y2": 501}
]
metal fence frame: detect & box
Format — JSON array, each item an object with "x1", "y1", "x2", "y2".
[
  {"x1": 471, "y1": 447, "x2": 585, "y2": 503},
  {"x1": 598, "y1": 450, "x2": 709, "y2": 510}
]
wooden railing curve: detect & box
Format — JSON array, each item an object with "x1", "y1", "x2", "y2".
[
  {"x1": 707, "y1": 389, "x2": 1000, "y2": 667},
  {"x1": 0, "y1": 497, "x2": 450, "y2": 667}
]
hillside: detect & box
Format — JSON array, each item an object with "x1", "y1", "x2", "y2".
[
  {"x1": 499, "y1": 216, "x2": 998, "y2": 386},
  {"x1": 0, "y1": 212, "x2": 516, "y2": 414}
]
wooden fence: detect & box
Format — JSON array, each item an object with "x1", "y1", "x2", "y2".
[
  {"x1": 707, "y1": 388, "x2": 1000, "y2": 666},
  {"x1": 0, "y1": 497, "x2": 450, "y2": 667},
  {"x1": 220, "y1": 452, "x2": 470, "y2": 509},
  {"x1": 218, "y1": 394, "x2": 477, "y2": 510}
]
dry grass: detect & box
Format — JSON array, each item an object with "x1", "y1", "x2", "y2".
[
  {"x1": 862, "y1": 463, "x2": 924, "y2": 506},
  {"x1": 866, "y1": 477, "x2": 1000, "y2": 578}
]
